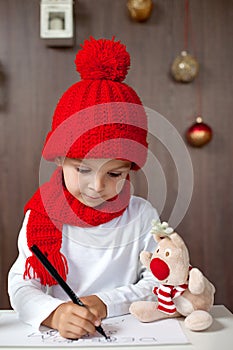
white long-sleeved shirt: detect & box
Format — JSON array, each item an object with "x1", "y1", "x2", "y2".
[{"x1": 8, "y1": 196, "x2": 158, "y2": 330}]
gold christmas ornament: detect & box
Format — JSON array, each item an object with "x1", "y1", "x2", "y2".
[
  {"x1": 186, "y1": 117, "x2": 212, "y2": 147},
  {"x1": 127, "y1": 0, "x2": 153, "y2": 22},
  {"x1": 171, "y1": 51, "x2": 199, "y2": 83}
]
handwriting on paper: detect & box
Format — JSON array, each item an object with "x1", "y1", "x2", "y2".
[
  {"x1": 27, "y1": 317, "x2": 158, "y2": 345},
  {"x1": 0, "y1": 311, "x2": 188, "y2": 347}
]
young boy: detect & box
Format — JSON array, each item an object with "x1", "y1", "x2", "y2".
[{"x1": 8, "y1": 37, "x2": 159, "y2": 340}]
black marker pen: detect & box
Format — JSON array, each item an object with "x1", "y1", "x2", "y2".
[{"x1": 30, "y1": 244, "x2": 109, "y2": 340}]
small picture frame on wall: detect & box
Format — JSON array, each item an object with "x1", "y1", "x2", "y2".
[{"x1": 40, "y1": 0, "x2": 74, "y2": 47}]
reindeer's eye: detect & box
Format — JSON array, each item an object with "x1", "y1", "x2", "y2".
[
  {"x1": 156, "y1": 248, "x2": 159, "y2": 253},
  {"x1": 165, "y1": 249, "x2": 171, "y2": 257}
]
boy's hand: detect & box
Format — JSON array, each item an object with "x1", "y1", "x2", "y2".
[
  {"x1": 80, "y1": 295, "x2": 107, "y2": 320},
  {"x1": 42, "y1": 301, "x2": 102, "y2": 339}
]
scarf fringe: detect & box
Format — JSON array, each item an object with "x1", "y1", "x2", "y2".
[{"x1": 24, "y1": 252, "x2": 68, "y2": 286}]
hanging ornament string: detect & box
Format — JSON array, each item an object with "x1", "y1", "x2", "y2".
[
  {"x1": 183, "y1": 0, "x2": 189, "y2": 52},
  {"x1": 183, "y1": 1, "x2": 212, "y2": 147},
  {"x1": 183, "y1": 0, "x2": 197, "y2": 54},
  {"x1": 184, "y1": 0, "x2": 203, "y2": 118},
  {"x1": 195, "y1": 71, "x2": 203, "y2": 117}
]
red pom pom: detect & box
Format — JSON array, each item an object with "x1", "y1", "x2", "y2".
[{"x1": 75, "y1": 37, "x2": 130, "y2": 82}]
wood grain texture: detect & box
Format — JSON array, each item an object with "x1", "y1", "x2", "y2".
[{"x1": 0, "y1": 0, "x2": 232, "y2": 311}]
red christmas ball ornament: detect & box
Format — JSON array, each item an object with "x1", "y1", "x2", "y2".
[{"x1": 186, "y1": 117, "x2": 212, "y2": 147}]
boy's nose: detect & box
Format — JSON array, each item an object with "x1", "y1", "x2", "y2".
[{"x1": 90, "y1": 174, "x2": 105, "y2": 192}]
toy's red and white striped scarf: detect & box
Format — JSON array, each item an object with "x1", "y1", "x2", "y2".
[{"x1": 153, "y1": 284, "x2": 188, "y2": 314}]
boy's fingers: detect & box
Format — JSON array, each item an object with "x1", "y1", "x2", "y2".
[
  {"x1": 72, "y1": 316, "x2": 96, "y2": 334},
  {"x1": 60, "y1": 326, "x2": 88, "y2": 339},
  {"x1": 59, "y1": 317, "x2": 96, "y2": 339},
  {"x1": 72, "y1": 303, "x2": 98, "y2": 324},
  {"x1": 94, "y1": 319, "x2": 101, "y2": 326}
]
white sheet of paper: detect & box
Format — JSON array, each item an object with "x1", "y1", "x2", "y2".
[{"x1": 0, "y1": 311, "x2": 189, "y2": 347}]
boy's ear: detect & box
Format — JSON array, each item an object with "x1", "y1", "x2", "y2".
[{"x1": 55, "y1": 157, "x2": 64, "y2": 166}]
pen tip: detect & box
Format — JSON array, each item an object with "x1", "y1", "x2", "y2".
[{"x1": 96, "y1": 325, "x2": 109, "y2": 339}]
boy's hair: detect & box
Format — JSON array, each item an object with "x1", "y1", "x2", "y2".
[{"x1": 42, "y1": 37, "x2": 148, "y2": 169}]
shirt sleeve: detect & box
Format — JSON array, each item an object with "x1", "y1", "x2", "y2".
[
  {"x1": 94, "y1": 205, "x2": 159, "y2": 318},
  {"x1": 8, "y1": 211, "x2": 66, "y2": 330},
  {"x1": 95, "y1": 268, "x2": 158, "y2": 318}
]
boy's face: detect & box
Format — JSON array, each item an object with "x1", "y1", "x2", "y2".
[{"x1": 56, "y1": 157, "x2": 131, "y2": 207}]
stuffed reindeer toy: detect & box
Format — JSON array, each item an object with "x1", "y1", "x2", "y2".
[{"x1": 129, "y1": 221, "x2": 215, "y2": 331}]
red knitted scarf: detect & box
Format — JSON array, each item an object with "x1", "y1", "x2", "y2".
[{"x1": 23, "y1": 167, "x2": 130, "y2": 286}]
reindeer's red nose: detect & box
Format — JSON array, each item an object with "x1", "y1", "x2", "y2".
[{"x1": 150, "y1": 258, "x2": 170, "y2": 280}]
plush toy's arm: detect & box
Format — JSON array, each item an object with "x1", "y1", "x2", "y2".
[
  {"x1": 140, "y1": 251, "x2": 153, "y2": 270},
  {"x1": 188, "y1": 268, "x2": 205, "y2": 294}
]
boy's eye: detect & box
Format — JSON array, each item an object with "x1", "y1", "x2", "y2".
[
  {"x1": 108, "y1": 172, "x2": 122, "y2": 178},
  {"x1": 77, "y1": 168, "x2": 91, "y2": 174}
]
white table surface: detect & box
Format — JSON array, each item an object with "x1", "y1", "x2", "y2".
[{"x1": 0, "y1": 305, "x2": 232, "y2": 350}]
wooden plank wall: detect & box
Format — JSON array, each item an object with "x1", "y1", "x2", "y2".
[{"x1": 0, "y1": 0, "x2": 232, "y2": 311}]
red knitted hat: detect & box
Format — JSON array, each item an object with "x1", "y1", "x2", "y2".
[{"x1": 42, "y1": 37, "x2": 148, "y2": 169}]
